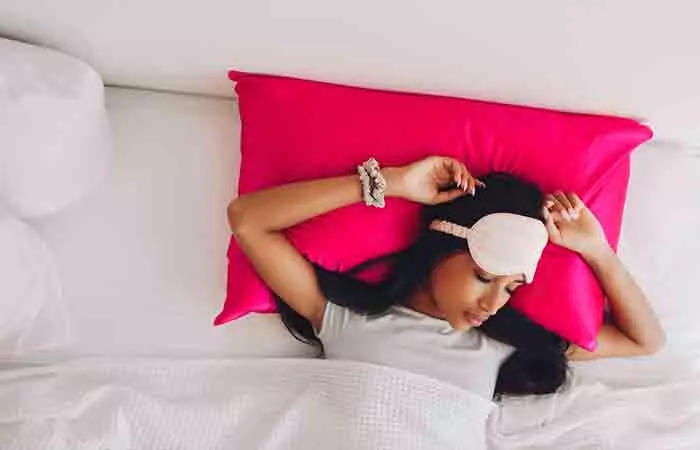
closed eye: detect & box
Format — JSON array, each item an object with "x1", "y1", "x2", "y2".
[
  {"x1": 476, "y1": 273, "x2": 490, "y2": 283},
  {"x1": 475, "y1": 272, "x2": 517, "y2": 296}
]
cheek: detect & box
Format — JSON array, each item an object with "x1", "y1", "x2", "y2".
[{"x1": 430, "y1": 260, "x2": 480, "y2": 313}]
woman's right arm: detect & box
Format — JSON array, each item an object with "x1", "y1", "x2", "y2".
[
  {"x1": 228, "y1": 157, "x2": 476, "y2": 329},
  {"x1": 229, "y1": 173, "x2": 377, "y2": 329}
]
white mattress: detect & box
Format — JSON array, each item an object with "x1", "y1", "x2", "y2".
[{"x1": 25, "y1": 87, "x2": 700, "y2": 381}]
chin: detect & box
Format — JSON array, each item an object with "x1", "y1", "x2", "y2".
[{"x1": 448, "y1": 321, "x2": 473, "y2": 332}]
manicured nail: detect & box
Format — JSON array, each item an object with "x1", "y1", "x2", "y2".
[{"x1": 470, "y1": 188, "x2": 475, "y2": 196}]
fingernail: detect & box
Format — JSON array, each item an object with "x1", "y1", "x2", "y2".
[
  {"x1": 470, "y1": 188, "x2": 475, "y2": 196},
  {"x1": 562, "y1": 210, "x2": 571, "y2": 220}
]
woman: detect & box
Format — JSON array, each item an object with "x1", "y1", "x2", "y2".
[{"x1": 228, "y1": 156, "x2": 665, "y2": 401}]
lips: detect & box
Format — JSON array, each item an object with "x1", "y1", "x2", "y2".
[{"x1": 466, "y1": 313, "x2": 487, "y2": 326}]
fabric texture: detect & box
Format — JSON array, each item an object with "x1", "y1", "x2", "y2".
[
  {"x1": 0, "y1": 38, "x2": 111, "y2": 218},
  {"x1": 1, "y1": 357, "x2": 698, "y2": 450},
  {"x1": 0, "y1": 357, "x2": 495, "y2": 450},
  {"x1": 217, "y1": 71, "x2": 652, "y2": 351},
  {"x1": 320, "y1": 303, "x2": 514, "y2": 400}
]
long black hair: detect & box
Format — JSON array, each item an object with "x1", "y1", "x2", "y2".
[{"x1": 275, "y1": 172, "x2": 571, "y2": 401}]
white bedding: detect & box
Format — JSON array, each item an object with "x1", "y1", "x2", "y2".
[
  {"x1": 13, "y1": 86, "x2": 700, "y2": 446},
  {"x1": 1, "y1": 357, "x2": 698, "y2": 450},
  {"x1": 0, "y1": 357, "x2": 495, "y2": 450}
]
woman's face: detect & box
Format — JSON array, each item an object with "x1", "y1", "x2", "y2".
[{"x1": 427, "y1": 251, "x2": 526, "y2": 331}]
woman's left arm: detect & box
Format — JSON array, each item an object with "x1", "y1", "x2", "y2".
[
  {"x1": 569, "y1": 245, "x2": 666, "y2": 360},
  {"x1": 543, "y1": 191, "x2": 666, "y2": 361}
]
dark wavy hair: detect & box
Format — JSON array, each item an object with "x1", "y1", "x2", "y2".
[{"x1": 275, "y1": 172, "x2": 571, "y2": 401}]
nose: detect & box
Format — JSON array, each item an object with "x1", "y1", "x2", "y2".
[{"x1": 477, "y1": 292, "x2": 504, "y2": 316}]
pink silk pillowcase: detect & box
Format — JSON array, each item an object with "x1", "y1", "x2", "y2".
[{"x1": 215, "y1": 70, "x2": 652, "y2": 351}]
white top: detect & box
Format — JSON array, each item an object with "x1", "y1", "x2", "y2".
[{"x1": 319, "y1": 302, "x2": 516, "y2": 400}]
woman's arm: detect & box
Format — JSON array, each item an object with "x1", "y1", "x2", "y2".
[
  {"x1": 542, "y1": 191, "x2": 666, "y2": 360},
  {"x1": 228, "y1": 157, "x2": 478, "y2": 329},
  {"x1": 230, "y1": 173, "x2": 386, "y2": 236},
  {"x1": 569, "y1": 244, "x2": 666, "y2": 360},
  {"x1": 228, "y1": 174, "x2": 371, "y2": 329}
]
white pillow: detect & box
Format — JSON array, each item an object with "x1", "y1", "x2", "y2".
[
  {"x1": 0, "y1": 38, "x2": 111, "y2": 218},
  {"x1": 0, "y1": 210, "x2": 70, "y2": 354}
]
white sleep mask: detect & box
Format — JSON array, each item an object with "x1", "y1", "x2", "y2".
[{"x1": 429, "y1": 213, "x2": 548, "y2": 283}]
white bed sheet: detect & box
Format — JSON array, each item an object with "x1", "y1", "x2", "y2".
[{"x1": 30, "y1": 87, "x2": 314, "y2": 360}]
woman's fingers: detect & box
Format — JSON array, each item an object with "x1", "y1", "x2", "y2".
[
  {"x1": 545, "y1": 191, "x2": 585, "y2": 222},
  {"x1": 545, "y1": 193, "x2": 569, "y2": 222},
  {"x1": 542, "y1": 205, "x2": 561, "y2": 242},
  {"x1": 467, "y1": 175, "x2": 476, "y2": 195},
  {"x1": 567, "y1": 192, "x2": 585, "y2": 215},
  {"x1": 553, "y1": 191, "x2": 576, "y2": 220},
  {"x1": 444, "y1": 158, "x2": 466, "y2": 189},
  {"x1": 451, "y1": 159, "x2": 473, "y2": 194},
  {"x1": 457, "y1": 161, "x2": 482, "y2": 195},
  {"x1": 442, "y1": 157, "x2": 483, "y2": 195},
  {"x1": 441, "y1": 158, "x2": 457, "y2": 182}
]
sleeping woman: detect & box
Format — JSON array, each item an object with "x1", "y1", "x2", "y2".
[{"x1": 227, "y1": 156, "x2": 666, "y2": 400}]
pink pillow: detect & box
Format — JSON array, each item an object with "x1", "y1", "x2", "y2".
[{"x1": 216, "y1": 71, "x2": 652, "y2": 351}]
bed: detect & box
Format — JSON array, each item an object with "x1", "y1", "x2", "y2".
[
  {"x1": 0, "y1": 85, "x2": 696, "y2": 449},
  {"x1": 2, "y1": 1, "x2": 700, "y2": 446}
]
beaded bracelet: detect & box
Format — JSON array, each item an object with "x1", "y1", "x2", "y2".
[{"x1": 357, "y1": 157, "x2": 386, "y2": 208}]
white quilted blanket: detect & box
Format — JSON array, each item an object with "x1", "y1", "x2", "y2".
[
  {"x1": 0, "y1": 357, "x2": 495, "y2": 450},
  {"x1": 2, "y1": 357, "x2": 699, "y2": 449}
]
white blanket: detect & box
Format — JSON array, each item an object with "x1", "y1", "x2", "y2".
[
  {"x1": 489, "y1": 372, "x2": 700, "y2": 450},
  {"x1": 1, "y1": 357, "x2": 699, "y2": 449},
  {"x1": 0, "y1": 357, "x2": 495, "y2": 450}
]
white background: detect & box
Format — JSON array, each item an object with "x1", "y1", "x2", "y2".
[{"x1": 1, "y1": 0, "x2": 699, "y2": 144}]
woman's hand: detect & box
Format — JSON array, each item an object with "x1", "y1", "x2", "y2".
[
  {"x1": 542, "y1": 191, "x2": 609, "y2": 257},
  {"x1": 386, "y1": 156, "x2": 485, "y2": 205}
]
